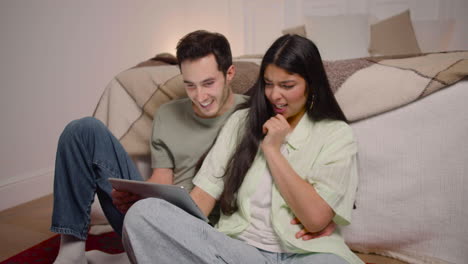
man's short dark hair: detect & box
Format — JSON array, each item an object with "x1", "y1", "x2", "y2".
[{"x1": 176, "y1": 30, "x2": 232, "y2": 76}]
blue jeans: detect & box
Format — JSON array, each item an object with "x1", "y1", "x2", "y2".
[
  {"x1": 50, "y1": 117, "x2": 142, "y2": 240},
  {"x1": 123, "y1": 198, "x2": 348, "y2": 264}
]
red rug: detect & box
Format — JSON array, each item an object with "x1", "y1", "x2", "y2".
[
  {"x1": 2, "y1": 232, "x2": 375, "y2": 263},
  {"x1": 1, "y1": 232, "x2": 124, "y2": 264}
]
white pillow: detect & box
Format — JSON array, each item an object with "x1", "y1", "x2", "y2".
[
  {"x1": 412, "y1": 19, "x2": 456, "y2": 53},
  {"x1": 304, "y1": 14, "x2": 371, "y2": 60},
  {"x1": 281, "y1": 25, "x2": 307, "y2": 37}
]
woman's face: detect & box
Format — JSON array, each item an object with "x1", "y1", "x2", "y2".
[{"x1": 264, "y1": 64, "x2": 308, "y2": 128}]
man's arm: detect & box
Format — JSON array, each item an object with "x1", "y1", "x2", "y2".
[{"x1": 146, "y1": 168, "x2": 174, "y2": 185}]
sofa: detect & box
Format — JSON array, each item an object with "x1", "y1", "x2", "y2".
[{"x1": 91, "y1": 50, "x2": 468, "y2": 263}]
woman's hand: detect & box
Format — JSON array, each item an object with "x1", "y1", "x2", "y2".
[
  {"x1": 291, "y1": 217, "x2": 336, "y2": 240},
  {"x1": 111, "y1": 189, "x2": 141, "y2": 214},
  {"x1": 261, "y1": 114, "x2": 290, "y2": 152}
]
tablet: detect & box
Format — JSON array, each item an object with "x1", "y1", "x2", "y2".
[{"x1": 109, "y1": 178, "x2": 208, "y2": 222}]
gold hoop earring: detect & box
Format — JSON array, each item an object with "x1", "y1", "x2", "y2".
[{"x1": 309, "y1": 94, "x2": 316, "y2": 110}]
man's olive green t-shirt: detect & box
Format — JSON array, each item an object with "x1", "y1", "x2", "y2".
[{"x1": 150, "y1": 94, "x2": 248, "y2": 191}]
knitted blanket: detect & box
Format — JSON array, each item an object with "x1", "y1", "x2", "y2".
[{"x1": 93, "y1": 51, "x2": 468, "y2": 156}]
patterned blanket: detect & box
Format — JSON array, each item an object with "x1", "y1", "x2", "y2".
[
  {"x1": 331, "y1": 51, "x2": 468, "y2": 121},
  {"x1": 93, "y1": 51, "x2": 468, "y2": 156}
]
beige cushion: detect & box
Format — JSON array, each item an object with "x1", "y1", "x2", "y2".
[
  {"x1": 304, "y1": 14, "x2": 371, "y2": 60},
  {"x1": 369, "y1": 10, "x2": 421, "y2": 56},
  {"x1": 281, "y1": 25, "x2": 306, "y2": 37}
]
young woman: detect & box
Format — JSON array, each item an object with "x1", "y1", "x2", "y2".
[{"x1": 122, "y1": 34, "x2": 363, "y2": 264}]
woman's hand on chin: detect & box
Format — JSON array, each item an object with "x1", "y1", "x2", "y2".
[{"x1": 261, "y1": 114, "x2": 290, "y2": 152}]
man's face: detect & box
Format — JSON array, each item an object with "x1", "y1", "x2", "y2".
[{"x1": 181, "y1": 54, "x2": 235, "y2": 118}]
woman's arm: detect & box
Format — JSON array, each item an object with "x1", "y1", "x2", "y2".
[
  {"x1": 263, "y1": 146, "x2": 334, "y2": 233},
  {"x1": 190, "y1": 186, "x2": 217, "y2": 217},
  {"x1": 261, "y1": 114, "x2": 334, "y2": 233}
]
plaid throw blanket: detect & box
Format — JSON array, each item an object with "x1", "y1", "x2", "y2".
[
  {"x1": 93, "y1": 51, "x2": 468, "y2": 156},
  {"x1": 331, "y1": 51, "x2": 468, "y2": 121}
]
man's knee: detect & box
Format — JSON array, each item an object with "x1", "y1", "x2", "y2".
[
  {"x1": 65, "y1": 117, "x2": 105, "y2": 134},
  {"x1": 60, "y1": 117, "x2": 107, "y2": 143}
]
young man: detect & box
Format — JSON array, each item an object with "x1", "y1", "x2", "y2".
[
  {"x1": 51, "y1": 30, "x2": 246, "y2": 264},
  {"x1": 111, "y1": 31, "x2": 246, "y2": 216}
]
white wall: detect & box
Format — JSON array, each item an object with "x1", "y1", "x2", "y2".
[
  {"x1": 0, "y1": 0, "x2": 244, "y2": 211},
  {"x1": 242, "y1": 0, "x2": 468, "y2": 54},
  {"x1": 1, "y1": 0, "x2": 467, "y2": 211}
]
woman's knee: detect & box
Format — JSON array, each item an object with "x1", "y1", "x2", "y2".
[
  {"x1": 123, "y1": 198, "x2": 169, "y2": 231},
  {"x1": 124, "y1": 198, "x2": 149, "y2": 229}
]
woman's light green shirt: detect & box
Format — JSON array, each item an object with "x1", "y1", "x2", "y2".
[{"x1": 193, "y1": 109, "x2": 363, "y2": 264}]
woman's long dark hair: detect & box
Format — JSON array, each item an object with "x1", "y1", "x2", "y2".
[{"x1": 219, "y1": 34, "x2": 347, "y2": 215}]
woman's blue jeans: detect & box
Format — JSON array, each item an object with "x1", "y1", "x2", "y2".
[{"x1": 50, "y1": 117, "x2": 143, "y2": 240}]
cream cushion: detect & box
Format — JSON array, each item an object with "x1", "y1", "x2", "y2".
[
  {"x1": 304, "y1": 14, "x2": 371, "y2": 60},
  {"x1": 413, "y1": 19, "x2": 456, "y2": 53},
  {"x1": 281, "y1": 25, "x2": 307, "y2": 37}
]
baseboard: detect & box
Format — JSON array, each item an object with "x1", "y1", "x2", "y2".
[{"x1": 0, "y1": 168, "x2": 54, "y2": 211}]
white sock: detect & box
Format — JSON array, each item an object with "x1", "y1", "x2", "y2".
[
  {"x1": 53, "y1": 234, "x2": 87, "y2": 264},
  {"x1": 86, "y1": 250, "x2": 130, "y2": 264},
  {"x1": 88, "y1": 224, "x2": 113, "y2": 235}
]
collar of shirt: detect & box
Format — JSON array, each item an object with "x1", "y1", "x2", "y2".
[{"x1": 285, "y1": 114, "x2": 314, "y2": 152}]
